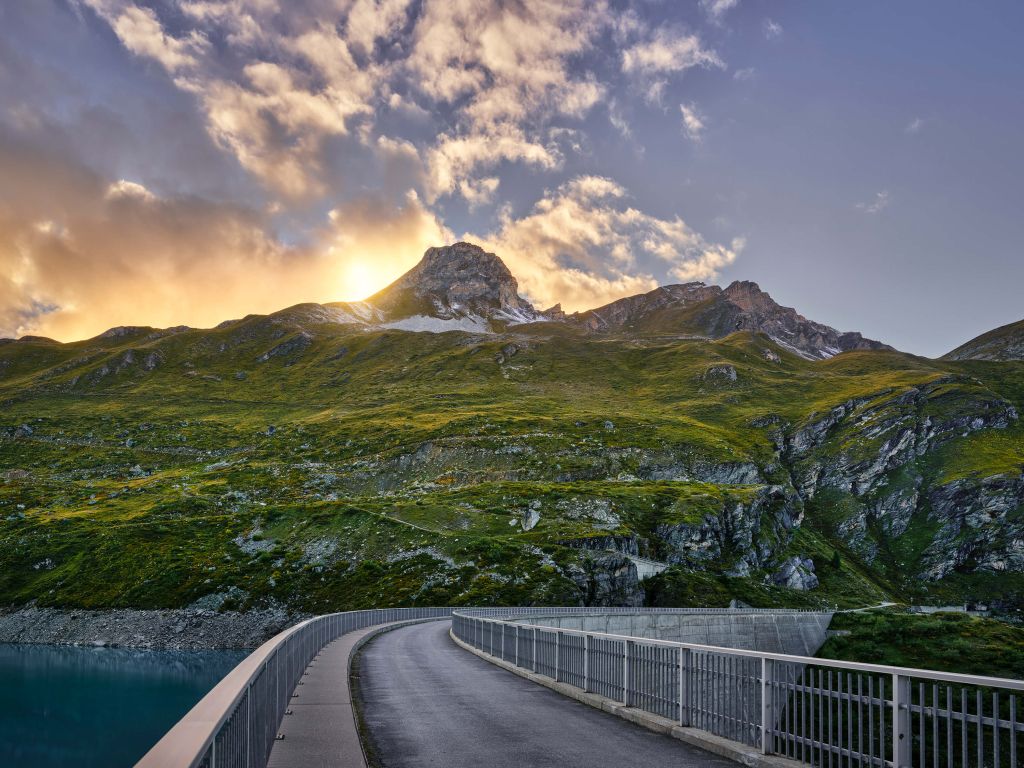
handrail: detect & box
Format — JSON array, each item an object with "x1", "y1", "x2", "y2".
[
  {"x1": 137, "y1": 605, "x2": 826, "y2": 767},
  {"x1": 452, "y1": 611, "x2": 1024, "y2": 768},
  {"x1": 462, "y1": 612, "x2": 1024, "y2": 690},
  {"x1": 136, "y1": 608, "x2": 454, "y2": 768},
  {"x1": 136, "y1": 617, "x2": 317, "y2": 768}
]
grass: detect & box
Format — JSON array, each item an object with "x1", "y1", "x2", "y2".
[
  {"x1": 1, "y1": 313, "x2": 1022, "y2": 613},
  {"x1": 820, "y1": 610, "x2": 1024, "y2": 679}
]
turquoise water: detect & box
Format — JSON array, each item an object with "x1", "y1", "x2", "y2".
[{"x1": 0, "y1": 643, "x2": 245, "y2": 767}]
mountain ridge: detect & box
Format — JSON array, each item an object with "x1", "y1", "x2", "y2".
[
  {"x1": 0, "y1": 254, "x2": 1022, "y2": 619},
  {"x1": 943, "y1": 319, "x2": 1024, "y2": 362},
  {"x1": 5, "y1": 242, "x2": 894, "y2": 362}
]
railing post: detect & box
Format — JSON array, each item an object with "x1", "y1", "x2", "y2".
[
  {"x1": 554, "y1": 632, "x2": 560, "y2": 682},
  {"x1": 761, "y1": 657, "x2": 773, "y2": 755},
  {"x1": 515, "y1": 625, "x2": 519, "y2": 666},
  {"x1": 893, "y1": 673, "x2": 911, "y2": 768},
  {"x1": 533, "y1": 627, "x2": 537, "y2": 672},
  {"x1": 500, "y1": 623, "x2": 505, "y2": 660},
  {"x1": 246, "y1": 683, "x2": 252, "y2": 768},
  {"x1": 583, "y1": 634, "x2": 590, "y2": 693},
  {"x1": 679, "y1": 647, "x2": 690, "y2": 726},
  {"x1": 623, "y1": 640, "x2": 632, "y2": 707}
]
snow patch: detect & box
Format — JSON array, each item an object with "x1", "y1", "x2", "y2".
[{"x1": 379, "y1": 314, "x2": 494, "y2": 334}]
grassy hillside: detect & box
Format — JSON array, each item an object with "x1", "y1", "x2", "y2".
[
  {"x1": 819, "y1": 610, "x2": 1024, "y2": 679},
  {"x1": 1, "y1": 313, "x2": 1022, "y2": 613}
]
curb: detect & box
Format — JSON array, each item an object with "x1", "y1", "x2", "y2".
[{"x1": 450, "y1": 628, "x2": 802, "y2": 768}]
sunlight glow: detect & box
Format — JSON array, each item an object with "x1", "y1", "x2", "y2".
[{"x1": 337, "y1": 260, "x2": 391, "y2": 302}]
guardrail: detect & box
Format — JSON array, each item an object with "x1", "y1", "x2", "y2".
[
  {"x1": 452, "y1": 612, "x2": 1024, "y2": 768},
  {"x1": 136, "y1": 608, "x2": 453, "y2": 768},
  {"x1": 138, "y1": 606, "x2": 828, "y2": 768},
  {"x1": 136, "y1": 605, "x2": 872, "y2": 768}
]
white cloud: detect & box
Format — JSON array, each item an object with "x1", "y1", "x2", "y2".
[
  {"x1": 700, "y1": 0, "x2": 740, "y2": 22},
  {"x1": 733, "y1": 67, "x2": 756, "y2": 81},
  {"x1": 472, "y1": 175, "x2": 739, "y2": 311},
  {"x1": 621, "y1": 28, "x2": 723, "y2": 77},
  {"x1": 621, "y1": 27, "x2": 723, "y2": 106},
  {"x1": 105, "y1": 179, "x2": 155, "y2": 201},
  {"x1": 857, "y1": 190, "x2": 890, "y2": 214},
  {"x1": 763, "y1": 19, "x2": 784, "y2": 40},
  {"x1": 680, "y1": 103, "x2": 706, "y2": 142},
  {"x1": 80, "y1": 1, "x2": 726, "y2": 205},
  {"x1": 906, "y1": 117, "x2": 925, "y2": 134},
  {"x1": 407, "y1": 0, "x2": 612, "y2": 200}
]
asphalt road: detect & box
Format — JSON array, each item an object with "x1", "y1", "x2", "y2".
[{"x1": 355, "y1": 620, "x2": 736, "y2": 768}]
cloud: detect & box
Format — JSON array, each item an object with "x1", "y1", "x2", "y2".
[
  {"x1": 471, "y1": 175, "x2": 739, "y2": 311},
  {"x1": 621, "y1": 27, "x2": 723, "y2": 104},
  {"x1": 81, "y1": 0, "x2": 388, "y2": 198},
  {"x1": 763, "y1": 19, "x2": 784, "y2": 40},
  {"x1": 906, "y1": 117, "x2": 925, "y2": 134},
  {"x1": 407, "y1": 0, "x2": 611, "y2": 199},
  {"x1": 89, "y1": 1, "x2": 206, "y2": 74},
  {"x1": 732, "y1": 67, "x2": 756, "y2": 81},
  {"x1": 680, "y1": 103, "x2": 706, "y2": 142},
  {"x1": 77, "y1": 1, "x2": 723, "y2": 204},
  {"x1": 105, "y1": 179, "x2": 156, "y2": 201},
  {"x1": 0, "y1": 128, "x2": 448, "y2": 340},
  {"x1": 700, "y1": 0, "x2": 740, "y2": 22},
  {"x1": 857, "y1": 190, "x2": 890, "y2": 214}
]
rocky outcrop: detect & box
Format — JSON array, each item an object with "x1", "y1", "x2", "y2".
[
  {"x1": 920, "y1": 476, "x2": 1024, "y2": 579},
  {"x1": 943, "y1": 319, "x2": 1024, "y2": 361},
  {"x1": 367, "y1": 242, "x2": 542, "y2": 328},
  {"x1": 655, "y1": 485, "x2": 803, "y2": 576},
  {"x1": 772, "y1": 556, "x2": 819, "y2": 590},
  {"x1": 256, "y1": 331, "x2": 313, "y2": 362},
  {"x1": 566, "y1": 552, "x2": 645, "y2": 606},
  {"x1": 570, "y1": 279, "x2": 890, "y2": 360},
  {"x1": 782, "y1": 376, "x2": 1022, "y2": 582},
  {"x1": 0, "y1": 604, "x2": 304, "y2": 650}
]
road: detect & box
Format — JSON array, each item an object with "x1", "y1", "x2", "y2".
[{"x1": 355, "y1": 620, "x2": 735, "y2": 768}]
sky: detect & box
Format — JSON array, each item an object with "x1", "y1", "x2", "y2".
[{"x1": 0, "y1": 1, "x2": 1022, "y2": 356}]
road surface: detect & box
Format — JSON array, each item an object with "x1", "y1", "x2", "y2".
[{"x1": 355, "y1": 620, "x2": 734, "y2": 768}]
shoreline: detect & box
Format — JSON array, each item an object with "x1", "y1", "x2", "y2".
[{"x1": 0, "y1": 604, "x2": 308, "y2": 651}]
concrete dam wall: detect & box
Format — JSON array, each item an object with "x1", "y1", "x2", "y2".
[{"x1": 513, "y1": 611, "x2": 834, "y2": 656}]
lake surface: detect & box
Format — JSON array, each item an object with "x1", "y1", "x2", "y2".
[{"x1": 0, "y1": 643, "x2": 246, "y2": 768}]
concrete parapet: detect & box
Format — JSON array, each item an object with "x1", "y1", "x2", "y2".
[{"x1": 512, "y1": 611, "x2": 833, "y2": 656}]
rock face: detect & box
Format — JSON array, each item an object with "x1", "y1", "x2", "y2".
[
  {"x1": 772, "y1": 556, "x2": 819, "y2": 590},
  {"x1": 782, "y1": 374, "x2": 1022, "y2": 583},
  {"x1": 366, "y1": 242, "x2": 543, "y2": 329},
  {"x1": 943, "y1": 319, "x2": 1024, "y2": 361},
  {"x1": 567, "y1": 552, "x2": 645, "y2": 606},
  {"x1": 571, "y1": 279, "x2": 890, "y2": 360}
]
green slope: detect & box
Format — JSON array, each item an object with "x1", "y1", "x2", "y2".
[{"x1": 1, "y1": 311, "x2": 1022, "y2": 613}]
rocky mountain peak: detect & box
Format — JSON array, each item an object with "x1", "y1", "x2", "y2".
[
  {"x1": 570, "y1": 276, "x2": 890, "y2": 360},
  {"x1": 367, "y1": 242, "x2": 540, "y2": 327},
  {"x1": 722, "y1": 280, "x2": 781, "y2": 314}
]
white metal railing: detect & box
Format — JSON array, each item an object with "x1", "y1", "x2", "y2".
[
  {"x1": 136, "y1": 608, "x2": 453, "y2": 768},
  {"x1": 138, "y1": 606, "x2": 811, "y2": 768},
  {"x1": 452, "y1": 612, "x2": 1024, "y2": 768}
]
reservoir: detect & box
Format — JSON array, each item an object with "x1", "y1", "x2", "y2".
[{"x1": 0, "y1": 643, "x2": 245, "y2": 768}]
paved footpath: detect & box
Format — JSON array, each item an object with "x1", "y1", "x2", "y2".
[
  {"x1": 268, "y1": 622, "x2": 424, "y2": 768},
  {"x1": 357, "y1": 620, "x2": 736, "y2": 768}
]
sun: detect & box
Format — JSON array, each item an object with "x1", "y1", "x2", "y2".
[{"x1": 338, "y1": 260, "x2": 387, "y2": 302}]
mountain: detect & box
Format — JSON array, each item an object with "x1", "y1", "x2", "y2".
[
  {"x1": 362, "y1": 242, "x2": 543, "y2": 331},
  {"x1": 572, "y1": 280, "x2": 890, "y2": 361},
  {"x1": 0, "y1": 242, "x2": 1022, "y2": 623},
  {"x1": 943, "y1": 319, "x2": 1024, "y2": 362},
  {"x1": 270, "y1": 242, "x2": 886, "y2": 360}
]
